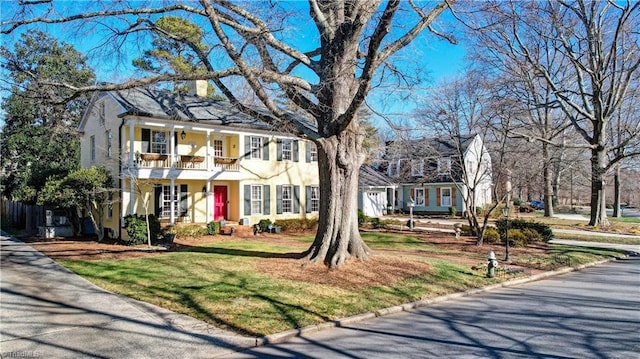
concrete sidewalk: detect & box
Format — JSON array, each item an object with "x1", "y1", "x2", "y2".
[{"x1": 0, "y1": 235, "x2": 257, "y2": 359}]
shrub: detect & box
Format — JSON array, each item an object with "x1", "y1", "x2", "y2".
[
  {"x1": 123, "y1": 214, "x2": 162, "y2": 245},
  {"x1": 274, "y1": 218, "x2": 318, "y2": 232},
  {"x1": 513, "y1": 198, "x2": 523, "y2": 206},
  {"x1": 257, "y1": 219, "x2": 272, "y2": 231},
  {"x1": 521, "y1": 228, "x2": 542, "y2": 242},
  {"x1": 460, "y1": 224, "x2": 473, "y2": 235},
  {"x1": 206, "y1": 221, "x2": 220, "y2": 235},
  {"x1": 370, "y1": 217, "x2": 386, "y2": 229},
  {"x1": 496, "y1": 218, "x2": 553, "y2": 242},
  {"x1": 449, "y1": 206, "x2": 457, "y2": 216},
  {"x1": 357, "y1": 209, "x2": 367, "y2": 225},
  {"x1": 476, "y1": 206, "x2": 484, "y2": 216},
  {"x1": 483, "y1": 227, "x2": 500, "y2": 244},
  {"x1": 506, "y1": 229, "x2": 528, "y2": 247},
  {"x1": 172, "y1": 224, "x2": 207, "y2": 239}
]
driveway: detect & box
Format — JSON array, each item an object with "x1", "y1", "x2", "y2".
[{"x1": 0, "y1": 235, "x2": 257, "y2": 358}]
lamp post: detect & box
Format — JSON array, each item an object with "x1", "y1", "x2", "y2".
[
  {"x1": 408, "y1": 199, "x2": 415, "y2": 231},
  {"x1": 503, "y1": 179, "x2": 512, "y2": 262}
]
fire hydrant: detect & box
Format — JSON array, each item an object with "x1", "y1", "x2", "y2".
[{"x1": 487, "y1": 251, "x2": 498, "y2": 278}]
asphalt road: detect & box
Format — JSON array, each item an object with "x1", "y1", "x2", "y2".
[{"x1": 225, "y1": 258, "x2": 640, "y2": 359}]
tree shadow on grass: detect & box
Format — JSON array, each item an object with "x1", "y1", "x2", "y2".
[{"x1": 174, "y1": 244, "x2": 305, "y2": 259}]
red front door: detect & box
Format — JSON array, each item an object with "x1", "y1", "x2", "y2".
[{"x1": 213, "y1": 186, "x2": 228, "y2": 221}]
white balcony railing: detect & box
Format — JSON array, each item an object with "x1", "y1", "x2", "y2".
[{"x1": 123, "y1": 153, "x2": 240, "y2": 172}]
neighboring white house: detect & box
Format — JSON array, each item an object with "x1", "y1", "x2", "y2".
[
  {"x1": 376, "y1": 134, "x2": 493, "y2": 215},
  {"x1": 358, "y1": 165, "x2": 397, "y2": 217}
]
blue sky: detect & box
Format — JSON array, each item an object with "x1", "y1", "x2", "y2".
[{"x1": 0, "y1": 1, "x2": 467, "y2": 128}]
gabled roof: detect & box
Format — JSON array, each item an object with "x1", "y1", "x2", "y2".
[
  {"x1": 385, "y1": 134, "x2": 478, "y2": 159},
  {"x1": 359, "y1": 165, "x2": 396, "y2": 187}
]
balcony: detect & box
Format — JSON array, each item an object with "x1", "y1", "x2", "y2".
[{"x1": 124, "y1": 152, "x2": 240, "y2": 172}]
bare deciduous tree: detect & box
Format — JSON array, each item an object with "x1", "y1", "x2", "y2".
[
  {"x1": 462, "y1": 0, "x2": 640, "y2": 226},
  {"x1": 2, "y1": 0, "x2": 456, "y2": 267}
]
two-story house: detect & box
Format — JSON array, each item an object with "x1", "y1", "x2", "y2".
[
  {"x1": 377, "y1": 134, "x2": 493, "y2": 215},
  {"x1": 78, "y1": 81, "x2": 320, "y2": 239}
]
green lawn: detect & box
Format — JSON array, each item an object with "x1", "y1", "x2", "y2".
[{"x1": 58, "y1": 232, "x2": 626, "y2": 336}]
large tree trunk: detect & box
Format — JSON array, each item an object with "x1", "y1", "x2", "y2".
[
  {"x1": 589, "y1": 147, "x2": 610, "y2": 226},
  {"x1": 302, "y1": 127, "x2": 371, "y2": 268}
]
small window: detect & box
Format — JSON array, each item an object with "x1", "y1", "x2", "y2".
[
  {"x1": 90, "y1": 135, "x2": 96, "y2": 161},
  {"x1": 281, "y1": 139, "x2": 292, "y2": 161},
  {"x1": 438, "y1": 157, "x2": 452, "y2": 175},
  {"x1": 414, "y1": 188, "x2": 425, "y2": 206},
  {"x1": 251, "y1": 137, "x2": 263, "y2": 159},
  {"x1": 152, "y1": 131, "x2": 168, "y2": 154},
  {"x1": 251, "y1": 185, "x2": 263, "y2": 214},
  {"x1": 213, "y1": 139, "x2": 223, "y2": 157},
  {"x1": 309, "y1": 186, "x2": 320, "y2": 212},
  {"x1": 309, "y1": 144, "x2": 318, "y2": 162},
  {"x1": 411, "y1": 160, "x2": 424, "y2": 177}
]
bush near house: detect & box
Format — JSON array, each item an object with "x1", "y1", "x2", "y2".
[
  {"x1": 169, "y1": 225, "x2": 208, "y2": 239},
  {"x1": 123, "y1": 214, "x2": 162, "y2": 245},
  {"x1": 275, "y1": 218, "x2": 318, "y2": 232},
  {"x1": 207, "y1": 221, "x2": 221, "y2": 235}
]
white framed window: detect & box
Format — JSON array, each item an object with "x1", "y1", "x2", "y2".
[
  {"x1": 440, "y1": 187, "x2": 452, "y2": 207},
  {"x1": 388, "y1": 160, "x2": 400, "y2": 177},
  {"x1": 437, "y1": 157, "x2": 452, "y2": 175},
  {"x1": 414, "y1": 188, "x2": 425, "y2": 206},
  {"x1": 281, "y1": 185, "x2": 293, "y2": 213},
  {"x1": 152, "y1": 131, "x2": 168, "y2": 154},
  {"x1": 250, "y1": 137, "x2": 263, "y2": 159},
  {"x1": 105, "y1": 130, "x2": 112, "y2": 158},
  {"x1": 411, "y1": 160, "x2": 424, "y2": 177},
  {"x1": 310, "y1": 186, "x2": 320, "y2": 212},
  {"x1": 309, "y1": 144, "x2": 318, "y2": 162},
  {"x1": 251, "y1": 185, "x2": 263, "y2": 214},
  {"x1": 213, "y1": 139, "x2": 223, "y2": 157},
  {"x1": 161, "y1": 185, "x2": 181, "y2": 218},
  {"x1": 90, "y1": 135, "x2": 96, "y2": 161},
  {"x1": 281, "y1": 139, "x2": 293, "y2": 161}
]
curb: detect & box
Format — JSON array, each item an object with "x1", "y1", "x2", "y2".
[{"x1": 252, "y1": 256, "x2": 622, "y2": 347}]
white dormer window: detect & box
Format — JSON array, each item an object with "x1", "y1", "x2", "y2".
[
  {"x1": 388, "y1": 160, "x2": 400, "y2": 177},
  {"x1": 411, "y1": 160, "x2": 424, "y2": 177},
  {"x1": 437, "y1": 157, "x2": 452, "y2": 175}
]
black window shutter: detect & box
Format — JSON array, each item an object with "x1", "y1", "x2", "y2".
[
  {"x1": 293, "y1": 185, "x2": 300, "y2": 213},
  {"x1": 276, "y1": 185, "x2": 283, "y2": 214},
  {"x1": 180, "y1": 184, "x2": 188, "y2": 216},
  {"x1": 262, "y1": 137, "x2": 269, "y2": 160},
  {"x1": 244, "y1": 185, "x2": 251, "y2": 215},
  {"x1": 293, "y1": 141, "x2": 299, "y2": 162},
  {"x1": 154, "y1": 184, "x2": 162, "y2": 217},
  {"x1": 305, "y1": 142, "x2": 311, "y2": 163},
  {"x1": 174, "y1": 132, "x2": 179, "y2": 149},
  {"x1": 244, "y1": 136, "x2": 251, "y2": 158},
  {"x1": 263, "y1": 185, "x2": 270, "y2": 215},
  {"x1": 142, "y1": 129, "x2": 151, "y2": 152},
  {"x1": 305, "y1": 186, "x2": 312, "y2": 213},
  {"x1": 276, "y1": 139, "x2": 283, "y2": 161}
]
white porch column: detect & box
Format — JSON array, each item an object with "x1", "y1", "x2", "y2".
[
  {"x1": 169, "y1": 179, "x2": 176, "y2": 225},
  {"x1": 206, "y1": 131, "x2": 211, "y2": 171},
  {"x1": 128, "y1": 121, "x2": 135, "y2": 167},
  {"x1": 129, "y1": 178, "x2": 135, "y2": 215},
  {"x1": 205, "y1": 181, "x2": 211, "y2": 222},
  {"x1": 170, "y1": 127, "x2": 176, "y2": 167}
]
